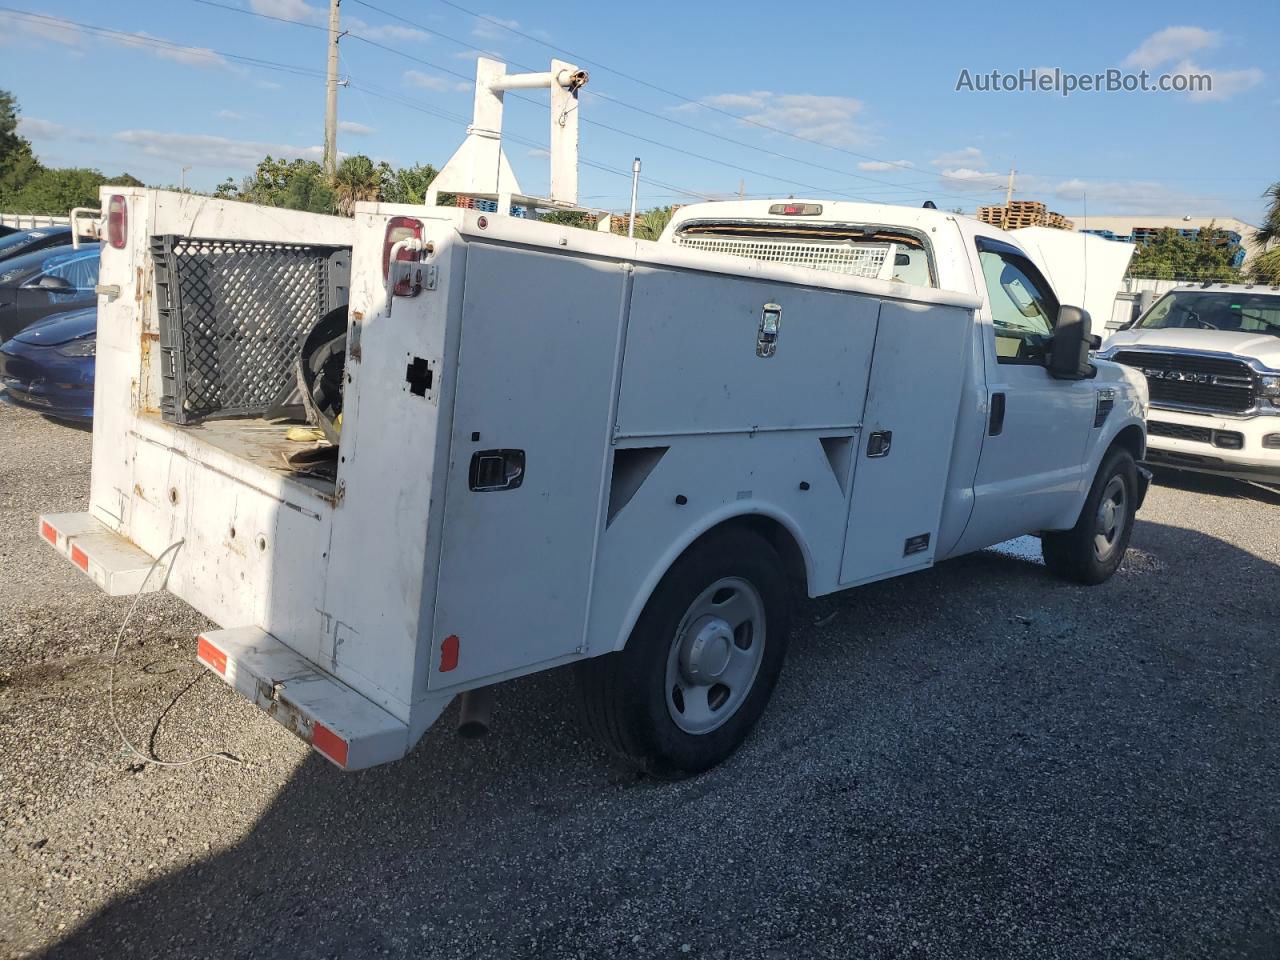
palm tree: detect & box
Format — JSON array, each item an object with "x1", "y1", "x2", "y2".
[
  {"x1": 1256, "y1": 181, "x2": 1280, "y2": 248},
  {"x1": 332, "y1": 155, "x2": 385, "y2": 216},
  {"x1": 1249, "y1": 181, "x2": 1280, "y2": 282}
]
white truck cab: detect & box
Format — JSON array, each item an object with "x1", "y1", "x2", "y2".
[
  {"x1": 1099, "y1": 283, "x2": 1280, "y2": 482},
  {"x1": 38, "y1": 190, "x2": 1148, "y2": 776}
]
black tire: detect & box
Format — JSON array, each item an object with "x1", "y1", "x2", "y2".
[
  {"x1": 1042, "y1": 447, "x2": 1138, "y2": 585},
  {"x1": 575, "y1": 526, "x2": 792, "y2": 778}
]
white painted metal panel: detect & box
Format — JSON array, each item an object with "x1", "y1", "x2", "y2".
[
  {"x1": 616, "y1": 266, "x2": 879, "y2": 438},
  {"x1": 840, "y1": 300, "x2": 972, "y2": 584},
  {"x1": 428, "y1": 243, "x2": 627, "y2": 688}
]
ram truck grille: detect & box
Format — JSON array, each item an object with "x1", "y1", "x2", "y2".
[{"x1": 1110, "y1": 351, "x2": 1256, "y2": 414}]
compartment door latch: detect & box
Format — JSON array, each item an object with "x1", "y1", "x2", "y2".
[
  {"x1": 757, "y1": 303, "x2": 782, "y2": 358},
  {"x1": 469, "y1": 450, "x2": 525, "y2": 492}
]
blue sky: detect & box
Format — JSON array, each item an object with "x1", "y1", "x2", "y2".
[{"x1": 2, "y1": 0, "x2": 1276, "y2": 222}]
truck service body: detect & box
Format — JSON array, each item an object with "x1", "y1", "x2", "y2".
[{"x1": 37, "y1": 186, "x2": 1148, "y2": 774}]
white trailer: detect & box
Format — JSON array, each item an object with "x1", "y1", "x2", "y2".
[{"x1": 38, "y1": 186, "x2": 1150, "y2": 775}]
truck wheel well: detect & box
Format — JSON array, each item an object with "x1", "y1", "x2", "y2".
[
  {"x1": 1110, "y1": 424, "x2": 1146, "y2": 464},
  {"x1": 697, "y1": 515, "x2": 809, "y2": 600}
]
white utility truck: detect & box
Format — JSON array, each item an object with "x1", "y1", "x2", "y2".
[
  {"x1": 39, "y1": 59, "x2": 1149, "y2": 775},
  {"x1": 1099, "y1": 283, "x2": 1280, "y2": 482}
]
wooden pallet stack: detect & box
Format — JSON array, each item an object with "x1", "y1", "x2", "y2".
[{"x1": 975, "y1": 201, "x2": 1074, "y2": 231}]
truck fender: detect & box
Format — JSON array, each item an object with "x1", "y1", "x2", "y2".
[
  {"x1": 1053, "y1": 415, "x2": 1146, "y2": 530},
  {"x1": 603, "y1": 500, "x2": 817, "y2": 656}
]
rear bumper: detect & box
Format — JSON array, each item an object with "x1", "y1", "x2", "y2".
[
  {"x1": 196, "y1": 627, "x2": 409, "y2": 771},
  {"x1": 40, "y1": 511, "x2": 412, "y2": 771}
]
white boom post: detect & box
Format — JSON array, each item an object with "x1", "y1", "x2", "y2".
[{"x1": 427, "y1": 57, "x2": 588, "y2": 214}]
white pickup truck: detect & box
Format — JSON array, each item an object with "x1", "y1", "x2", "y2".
[
  {"x1": 40, "y1": 189, "x2": 1147, "y2": 776},
  {"x1": 1099, "y1": 282, "x2": 1280, "y2": 482}
]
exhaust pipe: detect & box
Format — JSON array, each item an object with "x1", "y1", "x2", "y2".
[{"x1": 457, "y1": 686, "x2": 494, "y2": 739}]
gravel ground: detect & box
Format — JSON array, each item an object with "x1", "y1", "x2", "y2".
[{"x1": 2, "y1": 399, "x2": 1279, "y2": 959}]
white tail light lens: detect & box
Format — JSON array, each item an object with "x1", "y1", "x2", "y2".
[
  {"x1": 107, "y1": 195, "x2": 127, "y2": 249},
  {"x1": 383, "y1": 217, "x2": 423, "y2": 296}
]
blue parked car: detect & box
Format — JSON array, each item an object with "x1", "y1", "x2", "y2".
[
  {"x1": 0, "y1": 243, "x2": 99, "y2": 341},
  {"x1": 0, "y1": 306, "x2": 97, "y2": 421}
]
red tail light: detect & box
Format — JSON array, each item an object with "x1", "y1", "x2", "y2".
[
  {"x1": 107, "y1": 195, "x2": 127, "y2": 249},
  {"x1": 383, "y1": 217, "x2": 423, "y2": 296}
]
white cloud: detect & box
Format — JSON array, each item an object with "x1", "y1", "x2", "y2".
[
  {"x1": 110, "y1": 31, "x2": 227, "y2": 68},
  {"x1": 0, "y1": 9, "x2": 84, "y2": 46},
  {"x1": 932, "y1": 146, "x2": 986, "y2": 167},
  {"x1": 404, "y1": 69, "x2": 457, "y2": 92},
  {"x1": 1123, "y1": 26, "x2": 1219, "y2": 69},
  {"x1": 1180, "y1": 60, "x2": 1264, "y2": 102},
  {"x1": 0, "y1": 11, "x2": 228, "y2": 70},
  {"x1": 691, "y1": 91, "x2": 870, "y2": 148},
  {"x1": 339, "y1": 120, "x2": 375, "y2": 135},
  {"x1": 249, "y1": 0, "x2": 324, "y2": 23},
  {"x1": 937, "y1": 167, "x2": 1006, "y2": 193},
  {"x1": 17, "y1": 117, "x2": 99, "y2": 143},
  {"x1": 858, "y1": 159, "x2": 913, "y2": 172},
  {"x1": 348, "y1": 17, "x2": 429, "y2": 43},
  {"x1": 471, "y1": 14, "x2": 520, "y2": 41},
  {"x1": 1047, "y1": 178, "x2": 1224, "y2": 216},
  {"x1": 216, "y1": 109, "x2": 244, "y2": 121},
  {"x1": 526, "y1": 147, "x2": 550, "y2": 159},
  {"x1": 113, "y1": 130, "x2": 325, "y2": 168}
]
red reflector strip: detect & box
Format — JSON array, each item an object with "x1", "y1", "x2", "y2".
[
  {"x1": 196, "y1": 636, "x2": 227, "y2": 674},
  {"x1": 312, "y1": 723, "x2": 349, "y2": 768},
  {"x1": 439, "y1": 634, "x2": 460, "y2": 672},
  {"x1": 40, "y1": 521, "x2": 57, "y2": 544},
  {"x1": 70, "y1": 544, "x2": 89, "y2": 571}
]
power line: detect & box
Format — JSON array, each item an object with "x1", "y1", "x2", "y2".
[
  {"x1": 0, "y1": 6, "x2": 327, "y2": 79},
  {"x1": 345, "y1": 0, "x2": 1001, "y2": 200},
  {"x1": 191, "y1": 0, "x2": 996, "y2": 205}
]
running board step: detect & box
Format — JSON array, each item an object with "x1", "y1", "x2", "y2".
[
  {"x1": 38, "y1": 512, "x2": 167, "y2": 596},
  {"x1": 196, "y1": 626, "x2": 410, "y2": 771}
]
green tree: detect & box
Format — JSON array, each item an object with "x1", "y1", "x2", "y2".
[
  {"x1": 1128, "y1": 225, "x2": 1242, "y2": 282},
  {"x1": 634, "y1": 205, "x2": 674, "y2": 241},
  {"x1": 0, "y1": 88, "x2": 42, "y2": 203},
  {"x1": 383, "y1": 163, "x2": 438, "y2": 205},
  {"x1": 333, "y1": 154, "x2": 387, "y2": 215},
  {"x1": 5, "y1": 168, "x2": 153, "y2": 215},
  {"x1": 227, "y1": 156, "x2": 336, "y2": 214}
]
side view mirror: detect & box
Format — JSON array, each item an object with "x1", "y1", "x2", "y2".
[
  {"x1": 1048, "y1": 305, "x2": 1096, "y2": 380},
  {"x1": 33, "y1": 274, "x2": 74, "y2": 292}
]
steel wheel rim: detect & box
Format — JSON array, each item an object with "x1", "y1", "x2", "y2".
[
  {"x1": 665, "y1": 576, "x2": 766, "y2": 735},
  {"x1": 1093, "y1": 475, "x2": 1127, "y2": 561}
]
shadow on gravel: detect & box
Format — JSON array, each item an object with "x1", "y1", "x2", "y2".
[
  {"x1": 1149, "y1": 466, "x2": 1280, "y2": 506},
  {"x1": 40, "y1": 519, "x2": 1280, "y2": 960}
]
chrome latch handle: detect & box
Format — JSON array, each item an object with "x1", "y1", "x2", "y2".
[{"x1": 757, "y1": 302, "x2": 782, "y2": 358}]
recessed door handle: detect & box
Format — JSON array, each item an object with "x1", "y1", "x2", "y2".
[
  {"x1": 989, "y1": 393, "x2": 1006, "y2": 437},
  {"x1": 867, "y1": 430, "x2": 892, "y2": 458}
]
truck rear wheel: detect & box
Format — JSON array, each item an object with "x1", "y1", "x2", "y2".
[
  {"x1": 575, "y1": 527, "x2": 792, "y2": 778},
  {"x1": 1041, "y1": 447, "x2": 1138, "y2": 585}
]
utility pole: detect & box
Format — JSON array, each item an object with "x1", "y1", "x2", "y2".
[
  {"x1": 628, "y1": 157, "x2": 641, "y2": 238},
  {"x1": 738, "y1": 179, "x2": 745, "y2": 200},
  {"x1": 323, "y1": 0, "x2": 341, "y2": 180},
  {"x1": 1000, "y1": 168, "x2": 1015, "y2": 230}
]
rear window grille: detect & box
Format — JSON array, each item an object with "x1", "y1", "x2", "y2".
[
  {"x1": 151, "y1": 235, "x2": 350, "y2": 425},
  {"x1": 674, "y1": 235, "x2": 891, "y2": 279}
]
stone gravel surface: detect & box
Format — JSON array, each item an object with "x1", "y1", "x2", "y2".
[{"x1": 1, "y1": 400, "x2": 1278, "y2": 959}]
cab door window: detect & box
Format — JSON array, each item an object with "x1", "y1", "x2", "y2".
[{"x1": 977, "y1": 246, "x2": 1059, "y2": 364}]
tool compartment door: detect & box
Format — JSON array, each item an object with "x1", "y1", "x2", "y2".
[
  {"x1": 428, "y1": 244, "x2": 626, "y2": 688},
  {"x1": 839, "y1": 300, "x2": 973, "y2": 584}
]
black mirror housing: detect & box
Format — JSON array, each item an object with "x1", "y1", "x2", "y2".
[{"x1": 1048, "y1": 305, "x2": 1096, "y2": 380}]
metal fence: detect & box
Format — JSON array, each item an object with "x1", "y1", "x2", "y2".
[{"x1": 150, "y1": 235, "x2": 350, "y2": 424}]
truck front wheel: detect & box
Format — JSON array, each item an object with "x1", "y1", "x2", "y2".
[
  {"x1": 575, "y1": 527, "x2": 792, "y2": 778},
  {"x1": 1041, "y1": 447, "x2": 1138, "y2": 585}
]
